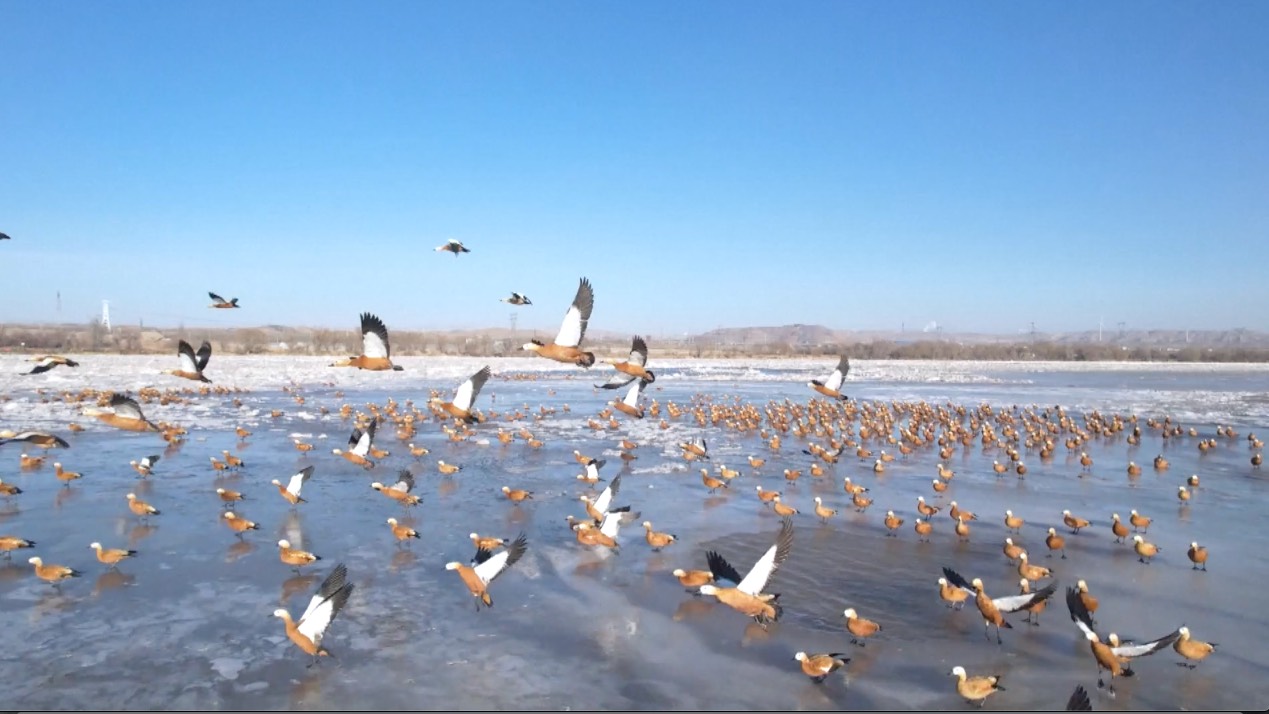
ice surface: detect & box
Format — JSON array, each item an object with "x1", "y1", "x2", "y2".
[{"x1": 0, "y1": 354, "x2": 1266, "y2": 709}]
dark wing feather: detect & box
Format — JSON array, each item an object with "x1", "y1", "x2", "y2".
[
  {"x1": 705, "y1": 550, "x2": 745, "y2": 586},
  {"x1": 487, "y1": 532, "x2": 528, "y2": 584},
  {"x1": 836, "y1": 355, "x2": 851, "y2": 378},
  {"x1": 209, "y1": 291, "x2": 225, "y2": 302},
  {"x1": 347, "y1": 427, "x2": 364, "y2": 451},
  {"x1": 195, "y1": 341, "x2": 213, "y2": 371},
  {"x1": 471, "y1": 546, "x2": 495, "y2": 566},
  {"x1": 1065, "y1": 684, "x2": 1091, "y2": 712},
  {"x1": 571, "y1": 277, "x2": 594, "y2": 344},
  {"x1": 771, "y1": 516, "x2": 795, "y2": 571},
  {"x1": 942, "y1": 566, "x2": 975, "y2": 593},
  {"x1": 109, "y1": 394, "x2": 146, "y2": 421},
  {"x1": 595, "y1": 373, "x2": 638, "y2": 390},
  {"x1": 1066, "y1": 585, "x2": 1095, "y2": 632},
  {"x1": 359, "y1": 312, "x2": 391, "y2": 358},
  {"x1": 395, "y1": 469, "x2": 415, "y2": 493},
  {"x1": 318, "y1": 563, "x2": 349, "y2": 601},
  {"x1": 27, "y1": 362, "x2": 53, "y2": 375},
  {"x1": 629, "y1": 335, "x2": 649, "y2": 366}
]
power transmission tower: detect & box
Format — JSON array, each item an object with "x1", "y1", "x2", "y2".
[
  {"x1": 509, "y1": 312, "x2": 517, "y2": 334},
  {"x1": 101, "y1": 300, "x2": 112, "y2": 333}
]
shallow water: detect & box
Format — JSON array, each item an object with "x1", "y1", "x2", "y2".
[{"x1": 1, "y1": 355, "x2": 1267, "y2": 710}]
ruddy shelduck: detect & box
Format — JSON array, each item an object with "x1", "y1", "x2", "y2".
[
  {"x1": 90, "y1": 541, "x2": 137, "y2": 569},
  {"x1": 386, "y1": 518, "x2": 419, "y2": 544},
  {"x1": 430, "y1": 365, "x2": 490, "y2": 424},
  {"x1": 502, "y1": 485, "x2": 533, "y2": 502},
  {"x1": 126, "y1": 493, "x2": 159, "y2": 520},
  {"x1": 522, "y1": 277, "x2": 596, "y2": 367},
  {"x1": 83, "y1": 394, "x2": 160, "y2": 432},
  {"x1": 1172, "y1": 626, "x2": 1217, "y2": 668},
  {"x1": 642, "y1": 521, "x2": 677, "y2": 551},
  {"x1": 596, "y1": 335, "x2": 655, "y2": 389},
  {"x1": 0, "y1": 430, "x2": 70, "y2": 448},
  {"x1": 164, "y1": 339, "x2": 212, "y2": 383},
  {"x1": 1066, "y1": 586, "x2": 1181, "y2": 696},
  {"x1": 435, "y1": 238, "x2": 470, "y2": 256},
  {"x1": 808, "y1": 355, "x2": 850, "y2": 401},
  {"x1": 278, "y1": 539, "x2": 321, "y2": 571},
  {"x1": 25, "y1": 355, "x2": 80, "y2": 375},
  {"x1": 272, "y1": 466, "x2": 314, "y2": 508},
  {"x1": 1187, "y1": 541, "x2": 1208, "y2": 571},
  {"x1": 794, "y1": 651, "x2": 850, "y2": 683},
  {"x1": 609, "y1": 377, "x2": 649, "y2": 419},
  {"x1": 941, "y1": 566, "x2": 1056, "y2": 644},
  {"x1": 329, "y1": 313, "x2": 403, "y2": 371},
  {"x1": 274, "y1": 562, "x2": 354, "y2": 667},
  {"x1": 0, "y1": 535, "x2": 36, "y2": 559},
  {"x1": 446, "y1": 532, "x2": 528, "y2": 610},
  {"x1": 216, "y1": 487, "x2": 245, "y2": 507},
  {"x1": 208, "y1": 291, "x2": 240, "y2": 308},
  {"x1": 1045, "y1": 527, "x2": 1067, "y2": 558},
  {"x1": 699, "y1": 517, "x2": 793, "y2": 626},
  {"x1": 1133, "y1": 535, "x2": 1160, "y2": 564},
  {"x1": 813, "y1": 497, "x2": 838, "y2": 523},
  {"x1": 948, "y1": 666, "x2": 1005, "y2": 708},
  {"x1": 884, "y1": 510, "x2": 903, "y2": 536},
  {"x1": 222, "y1": 511, "x2": 259, "y2": 535},
  {"x1": 333, "y1": 420, "x2": 376, "y2": 469},
  {"x1": 370, "y1": 470, "x2": 421, "y2": 507},
  {"x1": 29, "y1": 556, "x2": 81, "y2": 585},
  {"x1": 1062, "y1": 509, "x2": 1090, "y2": 533},
  {"x1": 130, "y1": 454, "x2": 160, "y2": 477},
  {"x1": 842, "y1": 607, "x2": 882, "y2": 646}
]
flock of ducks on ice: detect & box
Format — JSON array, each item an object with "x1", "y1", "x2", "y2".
[{"x1": 0, "y1": 238, "x2": 1261, "y2": 709}]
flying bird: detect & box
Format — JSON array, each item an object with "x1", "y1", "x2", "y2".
[
  {"x1": 435, "y1": 238, "x2": 470, "y2": 256},
  {"x1": 429, "y1": 365, "x2": 491, "y2": 424},
  {"x1": 596, "y1": 335, "x2": 655, "y2": 389},
  {"x1": 330, "y1": 313, "x2": 403, "y2": 371},
  {"x1": 333, "y1": 420, "x2": 377, "y2": 469},
  {"x1": 501, "y1": 292, "x2": 531, "y2": 306},
  {"x1": 1065, "y1": 585, "x2": 1181, "y2": 696},
  {"x1": 522, "y1": 277, "x2": 595, "y2": 367},
  {"x1": 164, "y1": 340, "x2": 212, "y2": 383},
  {"x1": 208, "y1": 292, "x2": 240, "y2": 308},
  {"x1": 699, "y1": 517, "x2": 794, "y2": 626},
  {"x1": 446, "y1": 532, "x2": 529, "y2": 610},
  {"x1": 808, "y1": 355, "x2": 851, "y2": 401},
  {"x1": 0, "y1": 431, "x2": 70, "y2": 449},
  {"x1": 273, "y1": 563, "x2": 354, "y2": 667},
  {"x1": 25, "y1": 355, "x2": 80, "y2": 375}
]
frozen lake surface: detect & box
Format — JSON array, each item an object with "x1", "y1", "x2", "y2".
[{"x1": 1, "y1": 355, "x2": 1267, "y2": 710}]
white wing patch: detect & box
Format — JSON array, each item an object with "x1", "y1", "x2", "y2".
[
  {"x1": 823, "y1": 367, "x2": 845, "y2": 392},
  {"x1": 351, "y1": 430, "x2": 372, "y2": 456},
  {"x1": 621, "y1": 379, "x2": 643, "y2": 409},
  {"x1": 362, "y1": 330, "x2": 389, "y2": 359},
  {"x1": 178, "y1": 349, "x2": 199, "y2": 373},
  {"x1": 737, "y1": 542, "x2": 778, "y2": 596},
  {"x1": 992, "y1": 592, "x2": 1043, "y2": 613},
  {"x1": 599, "y1": 510, "x2": 622, "y2": 539},
  {"x1": 592, "y1": 472, "x2": 618, "y2": 513},
  {"x1": 554, "y1": 304, "x2": 585, "y2": 347},
  {"x1": 296, "y1": 597, "x2": 337, "y2": 645},
  {"x1": 286, "y1": 468, "x2": 310, "y2": 496},
  {"x1": 473, "y1": 549, "x2": 512, "y2": 585}
]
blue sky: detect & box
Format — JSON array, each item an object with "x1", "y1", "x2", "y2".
[{"x1": 2, "y1": 1, "x2": 1267, "y2": 337}]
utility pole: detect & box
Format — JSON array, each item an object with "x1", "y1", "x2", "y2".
[{"x1": 1098, "y1": 317, "x2": 1103, "y2": 343}]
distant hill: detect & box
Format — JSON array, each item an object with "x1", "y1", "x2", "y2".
[{"x1": 687, "y1": 324, "x2": 1269, "y2": 349}]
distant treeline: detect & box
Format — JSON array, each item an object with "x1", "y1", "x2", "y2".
[{"x1": 1, "y1": 322, "x2": 1267, "y2": 363}]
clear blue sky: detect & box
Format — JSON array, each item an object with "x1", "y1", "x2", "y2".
[{"x1": 2, "y1": 1, "x2": 1267, "y2": 337}]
